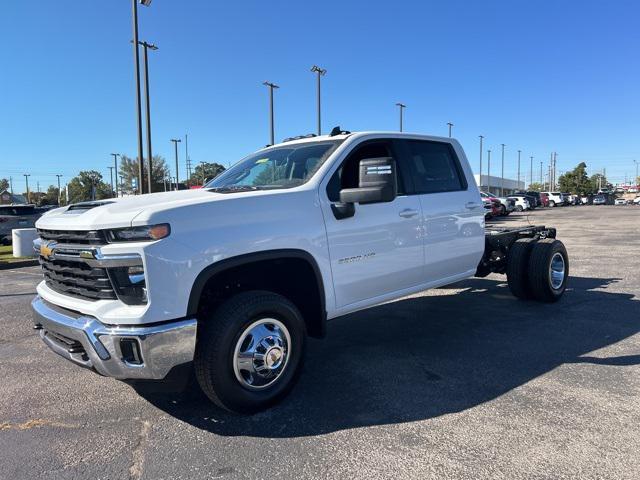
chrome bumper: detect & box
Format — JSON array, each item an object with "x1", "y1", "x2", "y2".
[{"x1": 31, "y1": 296, "x2": 197, "y2": 380}]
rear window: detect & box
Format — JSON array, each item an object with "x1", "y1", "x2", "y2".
[{"x1": 403, "y1": 140, "x2": 467, "y2": 194}]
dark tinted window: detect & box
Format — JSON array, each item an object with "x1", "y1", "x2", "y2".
[
  {"x1": 327, "y1": 141, "x2": 405, "y2": 202},
  {"x1": 403, "y1": 140, "x2": 466, "y2": 194}
]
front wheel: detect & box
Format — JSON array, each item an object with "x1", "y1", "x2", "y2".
[
  {"x1": 194, "y1": 291, "x2": 306, "y2": 413},
  {"x1": 515, "y1": 205, "x2": 524, "y2": 212},
  {"x1": 549, "y1": 200, "x2": 556, "y2": 207}
]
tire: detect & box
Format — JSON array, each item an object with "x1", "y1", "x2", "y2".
[
  {"x1": 499, "y1": 205, "x2": 506, "y2": 216},
  {"x1": 194, "y1": 290, "x2": 306, "y2": 413},
  {"x1": 515, "y1": 205, "x2": 524, "y2": 212},
  {"x1": 506, "y1": 238, "x2": 537, "y2": 299},
  {"x1": 549, "y1": 200, "x2": 556, "y2": 207},
  {"x1": 527, "y1": 239, "x2": 569, "y2": 303}
]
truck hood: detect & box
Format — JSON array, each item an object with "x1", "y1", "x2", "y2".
[{"x1": 35, "y1": 189, "x2": 228, "y2": 230}]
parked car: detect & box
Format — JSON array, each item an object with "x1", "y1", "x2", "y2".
[
  {"x1": 580, "y1": 196, "x2": 589, "y2": 205},
  {"x1": 540, "y1": 192, "x2": 563, "y2": 207},
  {"x1": 614, "y1": 198, "x2": 628, "y2": 206},
  {"x1": 482, "y1": 198, "x2": 494, "y2": 219},
  {"x1": 480, "y1": 192, "x2": 514, "y2": 216},
  {"x1": 633, "y1": 196, "x2": 640, "y2": 205},
  {"x1": 0, "y1": 204, "x2": 42, "y2": 244},
  {"x1": 538, "y1": 192, "x2": 550, "y2": 207},
  {"x1": 31, "y1": 130, "x2": 569, "y2": 413},
  {"x1": 593, "y1": 195, "x2": 606, "y2": 205},
  {"x1": 513, "y1": 191, "x2": 538, "y2": 208},
  {"x1": 509, "y1": 196, "x2": 531, "y2": 212},
  {"x1": 629, "y1": 187, "x2": 638, "y2": 194}
]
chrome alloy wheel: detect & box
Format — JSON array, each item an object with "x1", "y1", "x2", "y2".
[
  {"x1": 549, "y1": 252, "x2": 566, "y2": 290},
  {"x1": 232, "y1": 318, "x2": 291, "y2": 390}
]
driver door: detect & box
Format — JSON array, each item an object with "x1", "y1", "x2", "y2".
[{"x1": 320, "y1": 139, "x2": 424, "y2": 310}]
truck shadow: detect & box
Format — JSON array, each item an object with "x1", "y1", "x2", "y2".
[{"x1": 134, "y1": 275, "x2": 639, "y2": 438}]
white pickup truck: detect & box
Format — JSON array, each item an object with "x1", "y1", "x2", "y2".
[{"x1": 32, "y1": 130, "x2": 569, "y2": 412}]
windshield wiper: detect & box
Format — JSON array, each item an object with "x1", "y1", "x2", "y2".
[{"x1": 207, "y1": 185, "x2": 262, "y2": 193}]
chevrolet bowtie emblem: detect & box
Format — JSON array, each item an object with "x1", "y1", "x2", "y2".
[{"x1": 40, "y1": 241, "x2": 56, "y2": 260}]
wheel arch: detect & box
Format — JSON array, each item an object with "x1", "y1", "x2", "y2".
[{"x1": 187, "y1": 249, "x2": 327, "y2": 338}]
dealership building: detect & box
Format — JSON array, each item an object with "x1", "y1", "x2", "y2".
[{"x1": 474, "y1": 175, "x2": 526, "y2": 196}]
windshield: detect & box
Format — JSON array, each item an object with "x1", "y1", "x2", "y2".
[{"x1": 206, "y1": 141, "x2": 342, "y2": 191}]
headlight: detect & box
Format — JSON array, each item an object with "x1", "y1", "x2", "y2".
[{"x1": 107, "y1": 224, "x2": 170, "y2": 242}]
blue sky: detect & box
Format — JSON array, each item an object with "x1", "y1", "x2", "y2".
[{"x1": 1, "y1": 0, "x2": 639, "y2": 193}]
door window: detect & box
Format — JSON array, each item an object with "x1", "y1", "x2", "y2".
[
  {"x1": 401, "y1": 140, "x2": 467, "y2": 194},
  {"x1": 326, "y1": 140, "x2": 405, "y2": 202}
]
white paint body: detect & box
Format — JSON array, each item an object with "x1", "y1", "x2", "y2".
[{"x1": 35, "y1": 132, "x2": 485, "y2": 326}]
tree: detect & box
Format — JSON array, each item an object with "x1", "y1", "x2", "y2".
[
  {"x1": 67, "y1": 171, "x2": 112, "y2": 204},
  {"x1": 189, "y1": 162, "x2": 226, "y2": 186},
  {"x1": 41, "y1": 185, "x2": 64, "y2": 206},
  {"x1": 527, "y1": 182, "x2": 544, "y2": 192},
  {"x1": 588, "y1": 173, "x2": 609, "y2": 193},
  {"x1": 558, "y1": 162, "x2": 591, "y2": 195},
  {"x1": 119, "y1": 155, "x2": 171, "y2": 193},
  {"x1": 0, "y1": 178, "x2": 9, "y2": 191}
]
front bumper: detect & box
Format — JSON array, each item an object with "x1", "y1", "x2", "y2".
[{"x1": 31, "y1": 296, "x2": 197, "y2": 380}]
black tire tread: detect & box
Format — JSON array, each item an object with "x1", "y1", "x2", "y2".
[
  {"x1": 506, "y1": 238, "x2": 537, "y2": 299},
  {"x1": 528, "y1": 239, "x2": 568, "y2": 303},
  {"x1": 194, "y1": 290, "x2": 304, "y2": 413}
]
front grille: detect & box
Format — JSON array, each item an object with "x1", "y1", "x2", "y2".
[
  {"x1": 38, "y1": 228, "x2": 106, "y2": 246},
  {"x1": 40, "y1": 256, "x2": 117, "y2": 301}
]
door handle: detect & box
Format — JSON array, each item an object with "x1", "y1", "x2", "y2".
[
  {"x1": 465, "y1": 202, "x2": 481, "y2": 209},
  {"x1": 399, "y1": 208, "x2": 419, "y2": 218}
]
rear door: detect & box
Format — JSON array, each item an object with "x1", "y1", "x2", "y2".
[
  {"x1": 319, "y1": 139, "x2": 424, "y2": 309},
  {"x1": 396, "y1": 138, "x2": 484, "y2": 282}
]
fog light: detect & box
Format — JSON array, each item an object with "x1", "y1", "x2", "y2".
[
  {"x1": 120, "y1": 338, "x2": 142, "y2": 365},
  {"x1": 108, "y1": 265, "x2": 147, "y2": 305}
]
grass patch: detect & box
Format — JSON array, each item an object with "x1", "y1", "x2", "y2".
[{"x1": 0, "y1": 244, "x2": 35, "y2": 263}]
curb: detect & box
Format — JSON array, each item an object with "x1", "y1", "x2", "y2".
[{"x1": 0, "y1": 259, "x2": 39, "y2": 270}]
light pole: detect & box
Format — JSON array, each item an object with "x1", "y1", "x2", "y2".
[
  {"x1": 24, "y1": 174, "x2": 31, "y2": 204},
  {"x1": 131, "y1": 0, "x2": 152, "y2": 195},
  {"x1": 55, "y1": 174, "x2": 63, "y2": 205},
  {"x1": 634, "y1": 159, "x2": 638, "y2": 185},
  {"x1": 263, "y1": 81, "x2": 279, "y2": 145},
  {"x1": 170, "y1": 138, "x2": 182, "y2": 191},
  {"x1": 530, "y1": 156, "x2": 534, "y2": 188},
  {"x1": 447, "y1": 122, "x2": 454, "y2": 138},
  {"x1": 487, "y1": 149, "x2": 492, "y2": 194},
  {"x1": 111, "y1": 153, "x2": 120, "y2": 197},
  {"x1": 395, "y1": 103, "x2": 406, "y2": 132},
  {"x1": 540, "y1": 161, "x2": 543, "y2": 186},
  {"x1": 139, "y1": 40, "x2": 158, "y2": 194},
  {"x1": 478, "y1": 135, "x2": 484, "y2": 188},
  {"x1": 310, "y1": 65, "x2": 326, "y2": 136},
  {"x1": 108, "y1": 167, "x2": 115, "y2": 197},
  {"x1": 500, "y1": 143, "x2": 506, "y2": 196},
  {"x1": 185, "y1": 133, "x2": 189, "y2": 186},
  {"x1": 517, "y1": 150, "x2": 521, "y2": 188}
]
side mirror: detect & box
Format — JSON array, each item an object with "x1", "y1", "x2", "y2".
[{"x1": 339, "y1": 157, "x2": 397, "y2": 204}]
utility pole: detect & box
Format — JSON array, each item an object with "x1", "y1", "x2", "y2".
[
  {"x1": 263, "y1": 81, "x2": 279, "y2": 145},
  {"x1": 138, "y1": 40, "x2": 158, "y2": 194},
  {"x1": 487, "y1": 149, "x2": 492, "y2": 193},
  {"x1": 111, "y1": 153, "x2": 120, "y2": 197},
  {"x1": 634, "y1": 160, "x2": 638, "y2": 185},
  {"x1": 24, "y1": 174, "x2": 31, "y2": 204},
  {"x1": 500, "y1": 144, "x2": 506, "y2": 196},
  {"x1": 540, "y1": 161, "x2": 543, "y2": 186},
  {"x1": 56, "y1": 174, "x2": 63, "y2": 205},
  {"x1": 517, "y1": 150, "x2": 521, "y2": 188},
  {"x1": 479, "y1": 135, "x2": 484, "y2": 188},
  {"x1": 131, "y1": 0, "x2": 152, "y2": 195},
  {"x1": 447, "y1": 122, "x2": 454, "y2": 138},
  {"x1": 396, "y1": 103, "x2": 406, "y2": 132},
  {"x1": 310, "y1": 65, "x2": 326, "y2": 135},
  {"x1": 119, "y1": 175, "x2": 124, "y2": 196},
  {"x1": 170, "y1": 138, "x2": 182, "y2": 191},
  {"x1": 9, "y1": 176, "x2": 13, "y2": 195},
  {"x1": 108, "y1": 167, "x2": 115, "y2": 197}
]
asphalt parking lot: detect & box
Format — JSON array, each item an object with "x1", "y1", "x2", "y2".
[{"x1": 1, "y1": 206, "x2": 639, "y2": 480}]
